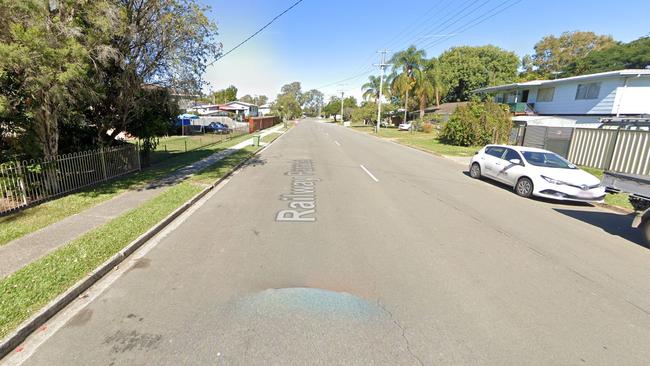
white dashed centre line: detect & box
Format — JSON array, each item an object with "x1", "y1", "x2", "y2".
[
  {"x1": 360, "y1": 164, "x2": 379, "y2": 182},
  {"x1": 334, "y1": 141, "x2": 341, "y2": 146}
]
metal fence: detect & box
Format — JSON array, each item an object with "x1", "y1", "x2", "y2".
[
  {"x1": 567, "y1": 129, "x2": 650, "y2": 175},
  {"x1": 0, "y1": 145, "x2": 140, "y2": 215}
]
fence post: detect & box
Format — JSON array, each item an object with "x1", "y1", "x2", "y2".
[
  {"x1": 99, "y1": 147, "x2": 108, "y2": 181},
  {"x1": 184, "y1": 140, "x2": 187, "y2": 152},
  {"x1": 136, "y1": 143, "x2": 142, "y2": 171},
  {"x1": 605, "y1": 129, "x2": 621, "y2": 171},
  {"x1": 16, "y1": 161, "x2": 28, "y2": 205}
]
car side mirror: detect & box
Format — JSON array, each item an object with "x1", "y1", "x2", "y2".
[{"x1": 509, "y1": 158, "x2": 522, "y2": 165}]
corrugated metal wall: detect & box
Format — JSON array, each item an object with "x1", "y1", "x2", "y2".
[
  {"x1": 567, "y1": 129, "x2": 650, "y2": 175},
  {"x1": 523, "y1": 126, "x2": 546, "y2": 149},
  {"x1": 608, "y1": 131, "x2": 650, "y2": 175},
  {"x1": 522, "y1": 126, "x2": 574, "y2": 157}
]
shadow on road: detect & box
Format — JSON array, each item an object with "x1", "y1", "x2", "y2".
[{"x1": 553, "y1": 209, "x2": 647, "y2": 249}]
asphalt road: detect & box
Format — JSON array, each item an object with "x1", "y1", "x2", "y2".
[{"x1": 10, "y1": 119, "x2": 650, "y2": 365}]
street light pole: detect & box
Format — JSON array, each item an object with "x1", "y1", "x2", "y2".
[{"x1": 374, "y1": 50, "x2": 391, "y2": 134}]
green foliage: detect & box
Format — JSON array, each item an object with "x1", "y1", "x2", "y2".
[
  {"x1": 438, "y1": 45, "x2": 519, "y2": 102},
  {"x1": 239, "y1": 94, "x2": 254, "y2": 104},
  {"x1": 322, "y1": 96, "x2": 341, "y2": 121},
  {"x1": 527, "y1": 31, "x2": 616, "y2": 77},
  {"x1": 0, "y1": 0, "x2": 90, "y2": 158},
  {"x1": 300, "y1": 89, "x2": 324, "y2": 117},
  {"x1": 0, "y1": 0, "x2": 219, "y2": 160},
  {"x1": 212, "y1": 85, "x2": 238, "y2": 104},
  {"x1": 361, "y1": 75, "x2": 390, "y2": 102},
  {"x1": 272, "y1": 82, "x2": 303, "y2": 120},
  {"x1": 440, "y1": 101, "x2": 512, "y2": 146},
  {"x1": 352, "y1": 101, "x2": 377, "y2": 123},
  {"x1": 565, "y1": 36, "x2": 650, "y2": 76}
]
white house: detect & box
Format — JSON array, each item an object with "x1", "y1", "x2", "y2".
[
  {"x1": 473, "y1": 69, "x2": 650, "y2": 128},
  {"x1": 223, "y1": 101, "x2": 259, "y2": 118},
  {"x1": 258, "y1": 104, "x2": 271, "y2": 116}
]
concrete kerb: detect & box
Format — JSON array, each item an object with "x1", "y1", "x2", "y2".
[{"x1": 0, "y1": 124, "x2": 290, "y2": 360}]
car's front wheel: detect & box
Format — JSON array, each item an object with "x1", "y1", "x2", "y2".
[
  {"x1": 515, "y1": 177, "x2": 534, "y2": 198},
  {"x1": 469, "y1": 163, "x2": 482, "y2": 179}
]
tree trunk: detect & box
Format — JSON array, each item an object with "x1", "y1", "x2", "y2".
[
  {"x1": 403, "y1": 91, "x2": 409, "y2": 124},
  {"x1": 419, "y1": 95, "x2": 426, "y2": 120},
  {"x1": 35, "y1": 90, "x2": 59, "y2": 159},
  {"x1": 435, "y1": 88, "x2": 440, "y2": 106}
]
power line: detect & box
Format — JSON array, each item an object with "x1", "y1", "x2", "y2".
[
  {"x1": 387, "y1": 0, "x2": 476, "y2": 52},
  {"x1": 313, "y1": 67, "x2": 375, "y2": 90},
  {"x1": 422, "y1": 0, "x2": 524, "y2": 51},
  {"x1": 208, "y1": 0, "x2": 304, "y2": 66}
]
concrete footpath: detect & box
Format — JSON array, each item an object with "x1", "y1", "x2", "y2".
[{"x1": 0, "y1": 125, "x2": 285, "y2": 279}]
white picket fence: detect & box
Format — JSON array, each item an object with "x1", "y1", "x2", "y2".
[{"x1": 0, "y1": 145, "x2": 140, "y2": 215}]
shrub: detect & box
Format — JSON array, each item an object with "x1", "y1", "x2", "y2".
[
  {"x1": 439, "y1": 101, "x2": 511, "y2": 146},
  {"x1": 421, "y1": 123, "x2": 433, "y2": 133}
]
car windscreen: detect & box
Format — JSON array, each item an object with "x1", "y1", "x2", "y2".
[{"x1": 521, "y1": 151, "x2": 577, "y2": 169}]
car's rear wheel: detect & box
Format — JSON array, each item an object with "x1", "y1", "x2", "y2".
[
  {"x1": 642, "y1": 218, "x2": 650, "y2": 246},
  {"x1": 515, "y1": 177, "x2": 534, "y2": 198},
  {"x1": 469, "y1": 163, "x2": 481, "y2": 179}
]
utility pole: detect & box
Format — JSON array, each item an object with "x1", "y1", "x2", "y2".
[
  {"x1": 374, "y1": 50, "x2": 391, "y2": 133},
  {"x1": 340, "y1": 90, "x2": 345, "y2": 123}
]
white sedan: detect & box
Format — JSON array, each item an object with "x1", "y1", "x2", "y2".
[
  {"x1": 469, "y1": 145, "x2": 606, "y2": 202},
  {"x1": 398, "y1": 122, "x2": 412, "y2": 131}
]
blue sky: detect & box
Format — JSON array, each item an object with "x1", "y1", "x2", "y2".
[{"x1": 203, "y1": 0, "x2": 650, "y2": 102}]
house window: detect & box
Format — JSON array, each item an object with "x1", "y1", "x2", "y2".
[
  {"x1": 537, "y1": 87, "x2": 555, "y2": 102},
  {"x1": 495, "y1": 93, "x2": 505, "y2": 103},
  {"x1": 575, "y1": 82, "x2": 601, "y2": 100}
]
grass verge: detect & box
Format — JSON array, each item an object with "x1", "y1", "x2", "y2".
[
  {"x1": 0, "y1": 182, "x2": 202, "y2": 339},
  {"x1": 0, "y1": 132, "x2": 255, "y2": 247},
  {"x1": 580, "y1": 166, "x2": 634, "y2": 210},
  {"x1": 0, "y1": 135, "x2": 271, "y2": 339},
  {"x1": 350, "y1": 124, "x2": 479, "y2": 157}
]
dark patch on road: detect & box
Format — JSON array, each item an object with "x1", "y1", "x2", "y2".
[
  {"x1": 103, "y1": 330, "x2": 162, "y2": 354},
  {"x1": 126, "y1": 258, "x2": 151, "y2": 274},
  {"x1": 252, "y1": 229, "x2": 260, "y2": 236},
  {"x1": 67, "y1": 308, "x2": 93, "y2": 327}
]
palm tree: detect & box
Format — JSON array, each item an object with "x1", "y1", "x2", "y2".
[
  {"x1": 390, "y1": 46, "x2": 426, "y2": 123},
  {"x1": 413, "y1": 58, "x2": 446, "y2": 119},
  {"x1": 361, "y1": 75, "x2": 381, "y2": 102}
]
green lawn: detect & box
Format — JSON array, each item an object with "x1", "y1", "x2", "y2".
[
  {"x1": 350, "y1": 124, "x2": 480, "y2": 157},
  {"x1": 148, "y1": 132, "x2": 247, "y2": 164},
  {"x1": 580, "y1": 166, "x2": 634, "y2": 210},
  {"x1": 0, "y1": 135, "x2": 272, "y2": 339},
  {"x1": 0, "y1": 132, "x2": 255, "y2": 247}
]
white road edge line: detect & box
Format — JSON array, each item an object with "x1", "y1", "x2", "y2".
[
  {"x1": 360, "y1": 164, "x2": 379, "y2": 182},
  {"x1": 334, "y1": 141, "x2": 341, "y2": 146}
]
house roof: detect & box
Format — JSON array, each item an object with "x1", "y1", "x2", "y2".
[
  {"x1": 425, "y1": 102, "x2": 469, "y2": 114},
  {"x1": 473, "y1": 69, "x2": 650, "y2": 93},
  {"x1": 227, "y1": 101, "x2": 258, "y2": 107}
]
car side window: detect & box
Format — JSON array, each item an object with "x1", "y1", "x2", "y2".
[
  {"x1": 486, "y1": 147, "x2": 506, "y2": 159},
  {"x1": 503, "y1": 149, "x2": 521, "y2": 162}
]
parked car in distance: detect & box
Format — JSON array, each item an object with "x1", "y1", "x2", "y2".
[
  {"x1": 469, "y1": 145, "x2": 606, "y2": 202},
  {"x1": 205, "y1": 122, "x2": 231, "y2": 134},
  {"x1": 398, "y1": 122, "x2": 412, "y2": 131}
]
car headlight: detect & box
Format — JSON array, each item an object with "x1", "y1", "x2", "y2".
[{"x1": 541, "y1": 175, "x2": 565, "y2": 185}]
